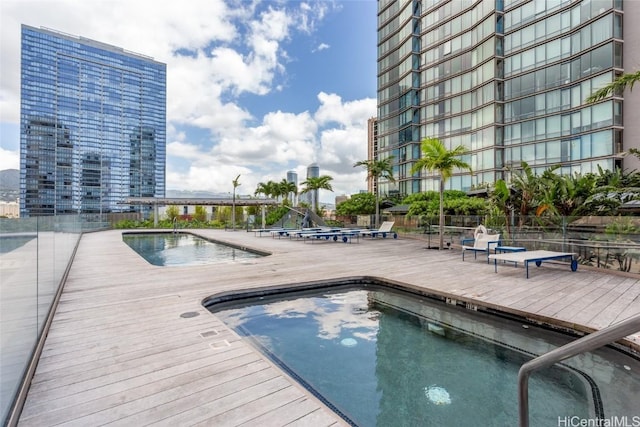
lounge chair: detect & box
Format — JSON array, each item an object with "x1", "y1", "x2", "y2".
[
  {"x1": 360, "y1": 221, "x2": 397, "y2": 239},
  {"x1": 461, "y1": 225, "x2": 500, "y2": 263},
  {"x1": 298, "y1": 228, "x2": 360, "y2": 244},
  {"x1": 488, "y1": 250, "x2": 578, "y2": 278},
  {"x1": 253, "y1": 227, "x2": 288, "y2": 237}
]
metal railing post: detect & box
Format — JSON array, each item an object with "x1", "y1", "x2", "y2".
[{"x1": 518, "y1": 314, "x2": 640, "y2": 427}]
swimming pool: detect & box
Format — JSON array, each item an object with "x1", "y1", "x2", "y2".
[
  {"x1": 122, "y1": 232, "x2": 265, "y2": 266},
  {"x1": 206, "y1": 281, "x2": 640, "y2": 427},
  {"x1": 0, "y1": 235, "x2": 35, "y2": 254}
]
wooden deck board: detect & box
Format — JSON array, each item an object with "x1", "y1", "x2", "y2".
[
  {"x1": 567, "y1": 277, "x2": 638, "y2": 325},
  {"x1": 191, "y1": 386, "x2": 305, "y2": 426},
  {"x1": 21, "y1": 356, "x2": 268, "y2": 426},
  {"x1": 236, "y1": 397, "x2": 329, "y2": 427},
  {"x1": 21, "y1": 344, "x2": 251, "y2": 420},
  {"x1": 114, "y1": 376, "x2": 293, "y2": 426},
  {"x1": 16, "y1": 229, "x2": 640, "y2": 426}
]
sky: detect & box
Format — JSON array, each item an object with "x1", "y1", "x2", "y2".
[{"x1": 0, "y1": 0, "x2": 377, "y2": 203}]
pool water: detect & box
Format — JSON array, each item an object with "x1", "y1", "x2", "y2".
[
  {"x1": 209, "y1": 284, "x2": 640, "y2": 427},
  {"x1": 122, "y1": 233, "x2": 263, "y2": 266},
  {"x1": 0, "y1": 235, "x2": 35, "y2": 254}
]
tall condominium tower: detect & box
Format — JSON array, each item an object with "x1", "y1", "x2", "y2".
[
  {"x1": 366, "y1": 117, "x2": 379, "y2": 194},
  {"x1": 302, "y1": 163, "x2": 320, "y2": 207},
  {"x1": 286, "y1": 170, "x2": 298, "y2": 205},
  {"x1": 377, "y1": 0, "x2": 639, "y2": 197},
  {"x1": 20, "y1": 25, "x2": 166, "y2": 217}
]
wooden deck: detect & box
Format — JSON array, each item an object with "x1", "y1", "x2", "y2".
[{"x1": 18, "y1": 229, "x2": 640, "y2": 426}]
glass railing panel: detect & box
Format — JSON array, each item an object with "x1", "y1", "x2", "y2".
[
  {"x1": 0, "y1": 217, "x2": 39, "y2": 422},
  {"x1": 0, "y1": 214, "x2": 93, "y2": 423}
]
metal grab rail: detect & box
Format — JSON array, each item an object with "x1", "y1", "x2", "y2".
[{"x1": 518, "y1": 314, "x2": 640, "y2": 427}]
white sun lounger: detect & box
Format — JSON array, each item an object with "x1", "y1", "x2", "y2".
[
  {"x1": 360, "y1": 221, "x2": 397, "y2": 239},
  {"x1": 488, "y1": 250, "x2": 578, "y2": 278},
  {"x1": 461, "y1": 225, "x2": 500, "y2": 263}
]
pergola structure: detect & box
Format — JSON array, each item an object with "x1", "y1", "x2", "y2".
[{"x1": 125, "y1": 197, "x2": 279, "y2": 227}]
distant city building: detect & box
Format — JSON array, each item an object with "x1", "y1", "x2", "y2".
[
  {"x1": 367, "y1": 117, "x2": 378, "y2": 195},
  {"x1": 335, "y1": 194, "x2": 349, "y2": 206},
  {"x1": 377, "y1": 0, "x2": 640, "y2": 197},
  {"x1": 20, "y1": 25, "x2": 166, "y2": 217},
  {"x1": 301, "y1": 163, "x2": 320, "y2": 206},
  {"x1": 0, "y1": 201, "x2": 19, "y2": 218},
  {"x1": 286, "y1": 170, "x2": 298, "y2": 205}
]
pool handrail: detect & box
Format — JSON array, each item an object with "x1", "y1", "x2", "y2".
[{"x1": 518, "y1": 313, "x2": 640, "y2": 427}]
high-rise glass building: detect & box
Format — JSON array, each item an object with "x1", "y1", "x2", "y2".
[
  {"x1": 301, "y1": 163, "x2": 320, "y2": 207},
  {"x1": 20, "y1": 25, "x2": 166, "y2": 217},
  {"x1": 286, "y1": 170, "x2": 298, "y2": 205},
  {"x1": 376, "y1": 0, "x2": 639, "y2": 197},
  {"x1": 367, "y1": 117, "x2": 379, "y2": 194}
]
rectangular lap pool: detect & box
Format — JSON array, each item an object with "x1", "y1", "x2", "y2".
[
  {"x1": 206, "y1": 281, "x2": 640, "y2": 427},
  {"x1": 122, "y1": 232, "x2": 265, "y2": 266}
]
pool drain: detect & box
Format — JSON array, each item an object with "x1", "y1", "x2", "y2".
[
  {"x1": 180, "y1": 311, "x2": 199, "y2": 318},
  {"x1": 340, "y1": 338, "x2": 357, "y2": 347},
  {"x1": 425, "y1": 385, "x2": 451, "y2": 405}
]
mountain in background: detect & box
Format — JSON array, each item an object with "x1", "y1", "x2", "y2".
[{"x1": 0, "y1": 169, "x2": 19, "y2": 202}]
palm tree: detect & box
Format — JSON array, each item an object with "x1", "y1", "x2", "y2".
[
  {"x1": 254, "y1": 181, "x2": 276, "y2": 199},
  {"x1": 354, "y1": 156, "x2": 395, "y2": 228},
  {"x1": 586, "y1": 71, "x2": 640, "y2": 103},
  {"x1": 410, "y1": 138, "x2": 472, "y2": 250},
  {"x1": 300, "y1": 175, "x2": 333, "y2": 213},
  {"x1": 277, "y1": 178, "x2": 297, "y2": 205},
  {"x1": 231, "y1": 174, "x2": 241, "y2": 230}
]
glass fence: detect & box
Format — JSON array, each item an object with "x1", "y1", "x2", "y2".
[
  {"x1": 3, "y1": 213, "x2": 639, "y2": 422},
  {"x1": 0, "y1": 215, "x2": 108, "y2": 423},
  {"x1": 380, "y1": 214, "x2": 640, "y2": 274}
]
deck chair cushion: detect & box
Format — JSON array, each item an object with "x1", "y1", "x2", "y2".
[{"x1": 462, "y1": 225, "x2": 500, "y2": 262}]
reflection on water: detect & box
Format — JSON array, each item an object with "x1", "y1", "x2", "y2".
[
  {"x1": 211, "y1": 285, "x2": 640, "y2": 427},
  {"x1": 123, "y1": 233, "x2": 262, "y2": 266}
]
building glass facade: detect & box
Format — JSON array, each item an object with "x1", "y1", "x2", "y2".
[
  {"x1": 377, "y1": 0, "x2": 627, "y2": 197},
  {"x1": 301, "y1": 163, "x2": 320, "y2": 206},
  {"x1": 287, "y1": 170, "x2": 298, "y2": 205},
  {"x1": 20, "y1": 25, "x2": 166, "y2": 217},
  {"x1": 367, "y1": 117, "x2": 379, "y2": 194}
]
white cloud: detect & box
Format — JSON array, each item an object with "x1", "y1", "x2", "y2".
[
  {"x1": 315, "y1": 43, "x2": 330, "y2": 52},
  {"x1": 0, "y1": 0, "x2": 238, "y2": 122},
  {"x1": 166, "y1": 163, "x2": 253, "y2": 195},
  {"x1": 214, "y1": 110, "x2": 318, "y2": 163},
  {"x1": 319, "y1": 126, "x2": 367, "y2": 171},
  {"x1": 0, "y1": 0, "x2": 376, "y2": 203},
  {"x1": 167, "y1": 141, "x2": 205, "y2": 162},
  {"x1": 166, "y1": 93, "x2": 375, "y2": 200},
  {"x1": 314, "y1": 92, "x2": 376, "y2": 179},
  {"x1": 0, "y1": 148, "x2": 19, "y2": 170},
  {"x1": 295, "y1": 1, "x2": 332, "y2": 34},
  {"x1": 315, "y1": 92, "x2": 375, "y2": 127}
]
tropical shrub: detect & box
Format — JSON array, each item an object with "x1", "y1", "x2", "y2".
[
  {"x1": 335, "y1": 193, "x2": 376, "y2": 215},
  {"x1": 165, "y1": 205, "x2": 179, "y2": 221}
]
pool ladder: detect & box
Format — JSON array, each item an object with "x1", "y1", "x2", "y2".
[{"x1": 518, "y1": 313, "x2": 640, "y2": 427}]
